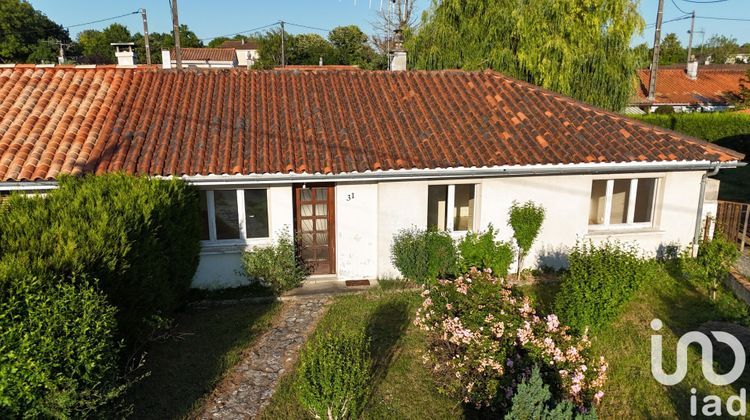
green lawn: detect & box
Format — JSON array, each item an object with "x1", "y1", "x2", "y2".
[
  {"x1": 126, "y1": 300, "x2": 280, "y2": 419},
  {"x1": 261, "y1": 270, "x2": 749, "y2": 419}
]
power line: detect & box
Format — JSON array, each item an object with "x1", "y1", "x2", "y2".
[
  {"x1": 696, "y1": 15, "x2": 750, "y2": 22},
  {"x1": 284, "y1": 21, "x2": 332, "y2": 33},
  {"x1": 64, "y1": 10, "x2": 140, "y2": 29},
  {"x1": 199, "y1": 22, "x2": 280, "y2": 41},
  {"x1": 680, "y1": 0, "x2": 728, "y2": 3},
  {"x1": 646, "y1": 14, "x2": 691, "y2": 28},
  {"x1": 671, "y1": 0, "x2": 690, "y2": 15}
]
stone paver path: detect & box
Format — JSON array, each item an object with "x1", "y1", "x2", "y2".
[{"x1": 197, "y1": 297, "x2": 330, "y2": 419}]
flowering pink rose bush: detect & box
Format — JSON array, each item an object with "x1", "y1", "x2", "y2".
[{"x1": 415, "y1": 268, "x2": 607, "y2": 413}]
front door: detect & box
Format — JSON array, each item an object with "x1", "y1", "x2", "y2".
[{"x1": 294, "y1": 185, "x2": 336, "y2": 275}]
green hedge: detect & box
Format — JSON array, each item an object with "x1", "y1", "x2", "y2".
[
  {"x1": 633, "y1": 112, "x2": 750, "y2": 158},
  {"x1": 554, "y1": 241, "x2": 662, "y2": 333},
  {"x1": 0, "y1": 174, "x2": 201, "y2": 342},
  {"x1": 390, "y1": 227, "x2": 458, "y2": 284},
  {"x1": 0, "y1": 261, "x2": 125, "y2": 418}
]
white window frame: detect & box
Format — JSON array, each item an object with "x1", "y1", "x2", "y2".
[
  {"x1": 589, "y1": 177, "x2": 659, "y2": 231},
  {"x1": 428, "y1": 183, "x2": 477, "y2": 233},
  {"x1": 201, "y1": 188, "x2": 271, "y2": 245}
]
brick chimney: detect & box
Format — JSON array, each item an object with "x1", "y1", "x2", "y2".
[
  {"x1": 389, "y1": 28, "x2": 406, "y2": 71},
  {"x1": 111, "y1": 42, "x2": 135, "y2": 66}
]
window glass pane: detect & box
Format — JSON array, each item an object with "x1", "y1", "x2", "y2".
[
  {"x1": 315, "y1": 203, "x2": 328, "y2": 216},
  {"x1": 214, "y1": 190, "x2": 239, "y2": 240},
  {"x1": 589, "y1": 180, "x2": 607, "y2": 225},
  {"x1": 634, "y1": 178, "x2": 656, "y2": 223},
  {"x1": 453, "y1": 184, "x2": 475, "y2": 231},
  {"x1": 199, "y1": 191, "x2": 209, "y2": 240},
  {"x1": 315, "y1": 187, "x2": 327, "y2": 200},
  {"x1": 244, "y1": 189, "x2": 269, "y2": 238},
  {"x1": 610, "y1": 179, "x2": 630, "y2": 224},
  {"x1": 300, "y1": 188, "x2": 312, "y2": 202},
  {"x1": 427, "y1": 185, "x2": 448, "y2": 230}
]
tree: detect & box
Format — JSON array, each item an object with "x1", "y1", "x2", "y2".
[
  {"x1": 659, "y1": 33, "x2": 685, "y2": 65},
  {"x1": 736, "y1": 68, "x2": 750, "y2": 107},
  {"x1": 253, "y1": 28, "x2": 295, "y2": 69},
  {"x1": 295, "y1": 33, "x2": 335, "y2": 65},
  {"x1": 705, "y1": 34, "x2": 739, "y2": 64},
  {"x1": 329, "y1": 25, "x2": 377, "y2": 68},
  {"x1": 632, "y1": 42, "x2": 651, "y2": 69},
  {"x1": 77, "y1": 23, "x2": 132, "y2": 64},
  {"x1": 132, "y1": 25, "x2": 203, "y2": 65},
  {"x1": 407, "y1": 0, "x2": 644, "y2": 111},
  {"x1": 370, "y1": 0, "x2": 417, "y2": 53},
  {"x1": 0, "y1": 0, "x2": 70, "y2": 63}
]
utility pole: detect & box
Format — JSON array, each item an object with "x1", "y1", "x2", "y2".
[
  {"x1": 170, "y1": 0, "x2": 182, "y2": 70},
  {"x1": 280, "y1": 20, "x2": 286, "y2": 67},
  {"x1": 141, "y1": 8, "x2": 151, "y2": 65},
  {"x1": 686, "y1": 10, "x2": 695, "y2": 65},
  {"x1": 647, "y1": 0, "x2": 665, "y2": 101}
]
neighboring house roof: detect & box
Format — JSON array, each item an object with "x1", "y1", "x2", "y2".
[
  {"x1": 634, "y1": 64, "x2": 749, "y2": 106},
  {"x1": 170, "y1": 48, "x2": 237, "y2": 62},
  {"x1": 0, "y1": 66, "x2": 742, "y2": 182},
  {"x1": 218, "y1": 40, "x2": 259, "y2": 50}
]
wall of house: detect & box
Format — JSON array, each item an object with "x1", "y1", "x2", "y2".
[
  {"x1": 335, "y1": 183, "x2": 379, "y2": 280},
  {"x1": 375, "y1": 171, "x2": 707, "y2": 278},
  {"x1": 191, "y1": 185, "x2": 294, "y2": 289}
]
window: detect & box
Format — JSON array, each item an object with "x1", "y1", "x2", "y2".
[
  {"x1": 427, "y1": 184, "x2": 476, "y2": 231},
  {"x1": 588, "y1": 178, "x2": 657, "y2": 228},
  {"x1": 199, "y1": 189, "x2": 269, "y2": 242}
]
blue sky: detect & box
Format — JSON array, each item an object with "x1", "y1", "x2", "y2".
[{"x1": 28, "y1": 0, "x2": 750, "y2": 46}]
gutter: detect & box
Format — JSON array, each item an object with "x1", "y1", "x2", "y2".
[{"x1": 692, "y1": 162, "x2": 723, "y2": 255}]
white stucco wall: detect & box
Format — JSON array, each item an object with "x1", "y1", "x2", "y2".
[
  {"x1": 335, "y1": 183, "x2": 379, "y2": 280},
  {"x1": 191, "y1": 185, "x2": 294, "y2": 289}
]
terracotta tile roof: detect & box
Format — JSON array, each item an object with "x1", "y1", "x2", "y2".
[
  {"x1": 218, "y1": 40, "x2": 259, "y2": 50},
  {"x1": 170, "y1": 48, "x2": 237, "y2": 62},
  {"x1": 0, "y1": 67, "x2": 742, "y2": 182},
  {"x1": 634, "y1": 65, "x2": 749, "y2": 105},
  {"x1": 274, "y1": 65, "x2": 361, "y2": 71}
]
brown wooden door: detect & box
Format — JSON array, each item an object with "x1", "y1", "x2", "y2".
[{"x1": 294, "y1": 185, "x2": 336, "y2": 275}]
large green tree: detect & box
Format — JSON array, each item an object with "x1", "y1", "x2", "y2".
[
  {"x1": 328, "y1": 25, "x2": 377, "y2": 68},
  {"x1": 0, "y1": 0, "x2": 70, "y2": 63},
  {"x1": 131, "y1": 25, "x2": 203, "y2": 65},
  {"x1": 77, "y1": 23, "x2": 131, "y2": 64},
  {"x1": 659, "y1": 33, "x2": 685, "y2": 65},
  {"x1": 407, "y1": 0, "x2": 644, "y2": 111},
  {"x1": 705, "y1": 34, "x2": 740, "y2": 64}
]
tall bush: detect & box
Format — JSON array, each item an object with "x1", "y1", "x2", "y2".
[
  {"x1": 457, "y1": 225, "x2": 514, "y2": 277},
  {"x1": 554, "y1": 241, "x2": 662, "y2": 333},
  {"x1": 390, "y1": 227, "x2": 457, "y2": 284},
  {"x1": 696, "y1": 234, "x2": 740, "y2": 300},
  {"x1": 508, "y1": 201, "x2": 546, "y2": 278},
  {"x1": 296, "y1": 331, "x2": 372, "y2": 419},
  {"x1": 242, "y1": 231, "x2": 309, "y2": 295},
  {"x1": 0, "y1": 264, "x2": 126, "y2": 418},
  {"x1": 0, "y1": 174, "x2": 202, "y2": 342}
]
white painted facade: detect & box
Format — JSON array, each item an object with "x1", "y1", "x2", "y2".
[{"x1": 189, "y1": 169, "x2": 716, "y2": 289}]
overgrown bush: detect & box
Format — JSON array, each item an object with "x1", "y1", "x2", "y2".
[
  {"x1": 696, "y1": 234, "x2": 741, "y2": 300},
  {"x1": 296, "y1": 331, "x2": 372, "y2": 419},
  {"x1": 508, "y1": 201, "x2": 546, "y2": 278},
  {"x1": 390, "y1": 227, "x2": 458, "y2": 284},
  {"x1": 554, "y1": 241, "x2": 662, "y2": 333},
  {"x1": 506, "y1": 367, "x2": 597, "y2": 420},
  {"x1": 457, "y1": 225, "x2": 514, "y2": 277},
  {"x1": 0, "y1": 174, "x2": 201, "y2": 342},
  {"x1": 0, "y1": 264, "x2": 126, "y2": 418},
  {"x1": 242, "y1": 231, "x2": 308, "y2": 295},
  {"x1": 416, "y1": 269, "x2": 607, "y2": 413}
]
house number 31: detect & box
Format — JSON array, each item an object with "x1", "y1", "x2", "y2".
[{"x1": 346, "y1": 193, "x2": 355, "y2": 201}]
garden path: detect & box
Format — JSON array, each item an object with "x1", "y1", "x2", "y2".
[{"x1": 196, "y1": 296, "x2": 330, "y2": 419}]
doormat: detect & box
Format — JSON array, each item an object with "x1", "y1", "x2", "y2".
[{"x1": 345, "y1": 279, "x2": 371, "y2": 287}]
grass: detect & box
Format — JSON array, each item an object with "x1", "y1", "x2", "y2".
[
  {"x1": 261, "y1": 265, "x2": 749, "y2": 419},
  {"x1": 185, "y1": 282, "x2": 275, "y2": 301},
  {"x1": 258, "y1": 289, "x2": 462, "y2": 419},
  {"x1": 126, "y1": 300, "x2": 281, "y2": 419}
]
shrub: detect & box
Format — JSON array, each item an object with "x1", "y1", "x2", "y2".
[
  {"x1": 0, "y1": 174, "x2": 202, "y2": 343},
  {"x1": 416, "y1": 269, "x2": 607, "y2": 413},
  {"x1": 696, "y1": 234, "x2": 740, "y2": 299},
  {"x1": 0, "y1": 265, "x2": 126, "y2": 418},
  {"x1": 506, "y1": 367, "x2": 597, "y2": 420},
  {"x1": 296, "y1": 331, "x2": 372, "y2": 419},
  {"x1": 457, "y1": 225, "x2": 514, "y2": 277},
  {"x1": 508, "y1": 201, "x2": 546, "y2": 278},
  {"x1": 242, "y1": 231, "x2": 308, "y2": 295},
  {"x1": 554, "y1": 241, "x2": 662, "y2": 333},
  {"x1": 390, "y1": 227, "x2": 458, "y2": 284}
]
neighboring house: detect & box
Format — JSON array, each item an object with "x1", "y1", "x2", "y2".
[
  {"x1": 162, "y1": 48, "x2": 238, "y2": 69},
  {"x1": 0, "y1": 65, "x2": 743, "y2": 288},
  {"x1": 628, "y1": 64, "x2": 749, "y2": 113},
  {"x1": 218, "y1": 39, "x2": 259, "y2": 68}
]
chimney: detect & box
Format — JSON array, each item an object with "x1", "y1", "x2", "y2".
[
  {"x1": 319, "y1": 56, "x2": 323, "y2": 66},
  {"x1": 111, "y1": 42, "x2": 135, "y2": 66},
  {"x1": 686, "y1": 59, "x2": 698, "y2": 80},
  {"x1": 161, "y1": 50, "x2": 172, "y2": 69},
  {"x1": 389, "y1": 28, "x2": 407, "y2": 71}
]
